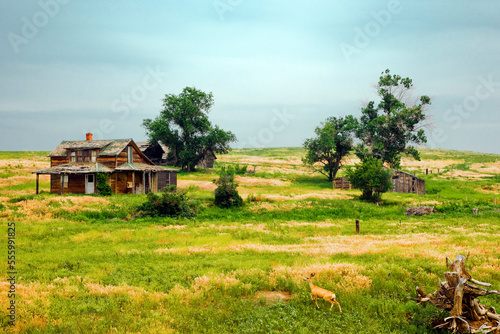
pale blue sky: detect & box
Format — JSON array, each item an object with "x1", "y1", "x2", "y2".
[{"x1": 1, "y1": 1, "x2": 499, "y2": 153}]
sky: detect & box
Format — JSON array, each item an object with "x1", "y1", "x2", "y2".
[{"x1": 1, "y1": 0, "x2": 499, "y2": 154}]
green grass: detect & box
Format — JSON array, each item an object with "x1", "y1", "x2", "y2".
[{"x1": 1, "y1": 148, "x2": 500, "y2": 332}]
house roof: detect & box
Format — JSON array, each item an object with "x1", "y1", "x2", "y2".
[
  {"x1": 114, "y1": 163, "x2": 179, "y2": 172},
  {"x1": 48, "y1": 139, "x2": 132, "y2": 157},
  {"x1": 32, "y1": 162, "x2": 114, "y2": 175},
  {"x1": 136, "y1": 141, "x2": 170, "y2": 160}
]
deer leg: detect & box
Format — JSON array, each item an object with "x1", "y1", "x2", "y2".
[
  {"x1": 314, "y1": 296, "x2": 320, "y2": 309},
  {"x1": 333, "y1": 300, "x2": 343, "y2": 314}
]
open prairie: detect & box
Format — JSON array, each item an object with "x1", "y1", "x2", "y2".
[{"x1": 1, "y1": 148, "x2": 500, "y2": 333}]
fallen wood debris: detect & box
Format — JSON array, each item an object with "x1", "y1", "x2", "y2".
[
  {"x1": 406, "y1": 206, "x2": 436, "y2": 216},
  {"x1": 415, "y1": 254, "x2": 500, "y2": 333}
]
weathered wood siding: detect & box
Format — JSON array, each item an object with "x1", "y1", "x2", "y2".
[
  {"x1": 333, "y1": 177, "x2": 352, "y2": 190},
  {"x1": 51, "y1": 157, "x2": 69, "y2": 167},
  {"x1": 157, "y1": 171, "x2": 177, "y2": 190},
  {"x1": 111, "y1": 172, "x2": 129, "y2": 194},
  {"x1": 97, "y1": 156, "x2": 117, "y2": 169},
  {"x1": 390, "y1": 171, "x2": 425, "y2": 195},
  {"x1": 51, "y1": 174, "x2": 86, "y2": 194}
]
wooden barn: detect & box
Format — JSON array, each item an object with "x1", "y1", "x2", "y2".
[
  {"x1": 137, "y1": 142, "x2": 217, "y2": 168},
  {"x1": 333, "y1": 170, "x2": 425, "y2": 195},
  {"x1": 33, "y1": 133, "x2": 178, "y2": 195}
]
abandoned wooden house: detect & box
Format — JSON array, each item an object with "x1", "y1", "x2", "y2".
[
  {"x1": 333, "y1": 169, "x2": 425, "y2": 195},
  {"x1": 33, "y1": 133, "x2": 178, "y2": 195},
  {"x1": 390, "y1": 170, "x2": 425, "y2": 195},
  {"x1": 136, "y1": 142, "x2": 217, "y2": 168}
]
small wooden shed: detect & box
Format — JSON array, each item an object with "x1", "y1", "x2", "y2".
[
  {"x1": 333, "y1": 170, "x2": 425, "y2": 195},
  {"x1": 390, "y1": 170, "x2": 425, "y2": 195}
]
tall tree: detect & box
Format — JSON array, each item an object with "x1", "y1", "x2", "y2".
[
  {"x1": 143, "y1": 87, "x2": 236, "y2": 171},
  {"x1": 355, "y1": 69, "x2": 431, "y2": 168},
  {"x1": 303, "y1": 115, "x2": 358, "y2": 181}
]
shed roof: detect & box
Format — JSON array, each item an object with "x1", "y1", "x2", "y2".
[{"x1": 32, "y1": 162, "x2": 114, "y2": 175}]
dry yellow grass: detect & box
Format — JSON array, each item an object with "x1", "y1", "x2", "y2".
[
  {"x1": 234, "y1": 176, "x2": 290, "y2": 187},
  {"x1": 177, "y1": 180, "x2": 217, "y2": 191},
  {"x1": 0, "y1": 196, "x2": 111, "y2": 221},
  {"x1": 442, "y1": 170, "x2": 492, "y2": 179},
  {"x1": 470, "y1": 162, "x2": 500, "y2": 174},
  {"x1": 0, "y1": 175, "x2": 34, "y2": 188}
]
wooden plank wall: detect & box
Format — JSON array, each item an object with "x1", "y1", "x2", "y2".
[
  {"x1": 110, "y1": 172, "x2": 129, "y2": 194},
  {"x1": 333, "y1": 177, "x2": 351, "y2": 190},
  {"x1": 51, "y1": 174, "x2": 86, "y2": 194},
  {"x1": 51, "y1": 157, "x2": 68, "y2": 167}
]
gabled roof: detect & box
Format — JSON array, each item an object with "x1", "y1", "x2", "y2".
[
  {"x1": 48, "y1": 139, "x2": 132, "y2": 157},
  {"x1": 136, "y1": 141, "x2": 170, "y2": 160},
  {"x1": 32, "y1": 162, "x2": 114, "y2": 174}
]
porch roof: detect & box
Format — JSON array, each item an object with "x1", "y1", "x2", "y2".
[
  {"x1": 114, "y1": 163, "x2": 179, "y2": 172},
  {"x1": 32, "y1": 162, "x2": 113, "y2": 175}
]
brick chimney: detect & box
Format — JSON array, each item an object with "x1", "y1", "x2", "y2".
[{"x1": 86, "y1": 133, "x2": 93, "y2": 141}]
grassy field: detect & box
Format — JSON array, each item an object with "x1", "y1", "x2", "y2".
[{"x1": 1, "y1": 148, "x2": 500, "y2": 333}]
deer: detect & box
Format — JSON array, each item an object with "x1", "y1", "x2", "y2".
[{"x1": 304, "y1": 273, "x2": 342, "y2": 313}]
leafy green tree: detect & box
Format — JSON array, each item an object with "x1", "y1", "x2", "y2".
[
  {"x1": 213, "y1": 167, "x2": 243, "y2": 208},
  {"x1": 345, "y1": 157, "x2": 394, "y2": 202},
  {"x1": 355, "y1": 69, "x2": 431, "y2": 168},
  {"x1": 143, "y1": 87, "x2": 236, "y2": 171},
  {"x1": 303, "y1": 115, "x2": 358, "y2": 181}
]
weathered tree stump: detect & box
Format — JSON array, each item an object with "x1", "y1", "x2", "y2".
[{"x1": 415, "y1": 254, "x2": 500, "y2": 333}]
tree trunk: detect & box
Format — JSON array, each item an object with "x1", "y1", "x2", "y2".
[{"x1": 415, "y1": 254, "x2": 500, "y2": 333}]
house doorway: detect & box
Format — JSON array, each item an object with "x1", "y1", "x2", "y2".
[{"x1": 85, "y1": 174, "x2": 95, "y2": 194}]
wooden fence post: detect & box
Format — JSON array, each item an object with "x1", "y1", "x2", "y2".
[{"x1": 355, "y1": 220, "x2": 359, "y2": 234}]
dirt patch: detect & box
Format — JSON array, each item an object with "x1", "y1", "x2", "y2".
[
  {"x1": 177, "y1": 180, "x2": 217, "y2": 191},
  {"x1": 254, "y1": 291, "x2": 292, "y2": 304}
]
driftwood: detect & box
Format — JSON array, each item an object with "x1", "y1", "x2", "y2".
[
  {"x1": 415, "y1": 254, "x2": 500, "y2": 333},
  {"x1": 406, "y1": 206, "x2": 436, "y2": 216}
]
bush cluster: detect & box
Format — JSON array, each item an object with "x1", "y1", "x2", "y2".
[
  {"x1": 214, "y1": 168, "x2": 243, "y2": 208},
  {"x1": 346, "y1": 157, "x2": 393, "y2": 202},
  {"x1": 96, "y1": 173, "x2": 112, "y2": 196},
  {"x1": 137, "y1": 186, "x2": 197, "y2": 218}
]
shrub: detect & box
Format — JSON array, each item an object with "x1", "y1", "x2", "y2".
[
  {"x1": 137, "y1": 186, "x2": 197, "y2": 218},
  {"x1": 96, "y1": 173, "x2": 112, "y2": 196},
  {"x1": 220, "y1": 164, "x2": 247, "y2": 175},
  {"x1": 346, "y1": 157, "x2": 393, "y2": 202},
  {"x1": 214, "y1": 168, "x2": 243, "y2": 208}
]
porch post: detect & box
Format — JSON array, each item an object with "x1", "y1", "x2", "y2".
[
  {"x1": 148, "y1": 172, "x2": 152, "y2": 193},
  {"x1": 142, "y1": 172, "x2": 146, "y2": 194},
  {"x1": 132, "y1": 172, "x2": 135, "y2": 194},
  {"x1": 36, "y1": 173, "x2": 39, "y2": 194},
  {"x1": 60, "y1": 174, "x2": 64, "y2": 195}
]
